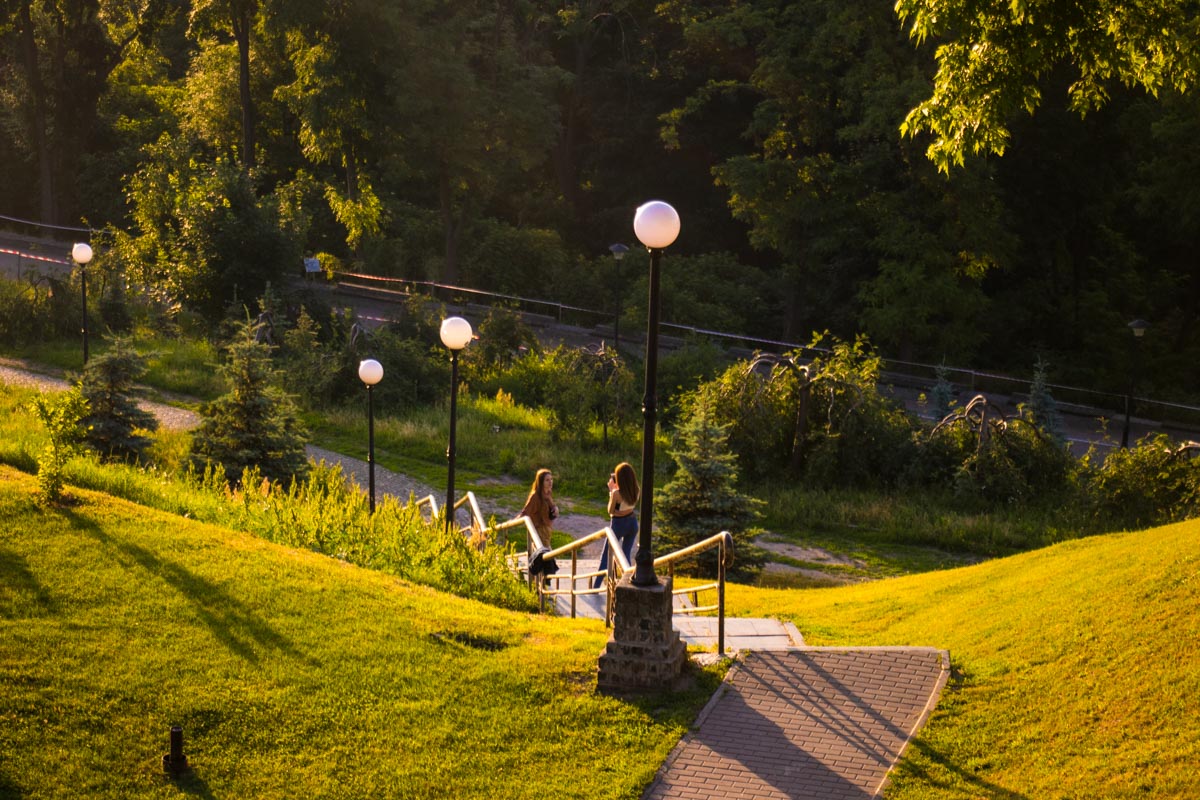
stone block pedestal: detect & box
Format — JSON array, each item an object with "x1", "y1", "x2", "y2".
[{"x1": 597, "y1": 573, "x2": 686, "y2": 693}]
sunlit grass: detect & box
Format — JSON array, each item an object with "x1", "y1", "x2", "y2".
[
  {"x1": 725, "y1": 521, "x2": 1200, "y2": 797},
  {"x1": 0, "y1": 467, "x2": 723, "y2": 799}
]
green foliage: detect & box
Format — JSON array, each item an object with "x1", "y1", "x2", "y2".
[
  {"x1": 0, "y1": 277, "x2": 77, "y2": 346},
  {"x1": 929, "y1": 362, "x2": 955, "y2": 421},
  {"x1": 656, "y1": 338, "x2": 728, "y2": 424},
  {"x1": 1025, "y1": 356, "x2": 1065, "y2": 443},
  {"x1": 189, "y1": 319, "x2": 310, "y2": 485},
  {"x1": 279, "y1": 306, "x2": 341, "y2": 406},
  {"x1": 220, "y1": 461, "x2": 535, "y2": 611},
  {"x1": 1084, "y1": 435, "x2": 1200, "y2": 530},
  {"x1": 113, "y1": 136, "x2": 295, "y2": 323},
  {"x1": 896, "y1": 0, "x2": 1200, "y2": 171},
  {"x1": 684, "y1": 335, "x2": 917, "y2": 487},
  {"x1": 78, "y1": 336, "x2": 159, "y2": 462},
  {"x1": 359, "y1": 327, "x2": 450, "y2": 410},
  {"x1": 656, "y1": 402, "x2": 763, "y2": 577},
  {"x1": 29, "y1": 388, "x2": 90, "y2": 505},
  {"x1": 463, "y1": 305, "x2": 541, "y2": 376},
  {"x1": 797, "y1": 337, "x2": 918, "y2": 488}
]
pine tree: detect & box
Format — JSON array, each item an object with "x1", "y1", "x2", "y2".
[
  {"x1": 1026, "y1": 355, "x2": 1064, "y2": 443},
  {"x1": 79, "y1": 336, "x2": 159, "y2": 462},
  {"x1": 930, "y1": 362, "x2": 955, "y2": 421},
  {"x1": 190, "y1": 319, "x2": 310, "y2": 486},
  {"x1": 655, "y1": 402, "x2": 762, "y2": 577}
]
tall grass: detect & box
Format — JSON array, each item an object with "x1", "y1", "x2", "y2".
[{"x1": 759, "y1": 481, "x2": 1087, "y2": 556}]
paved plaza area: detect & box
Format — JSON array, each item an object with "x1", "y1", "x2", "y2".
[{"x1": 644, "y1": 648, "x2": 950, "y2": 800}]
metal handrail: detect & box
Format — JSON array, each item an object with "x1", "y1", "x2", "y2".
[
  {"x1": 653, "y1": 531, "x2": 735, "y2": 654},
  {"x1": 538, "y1": 527, "x2": 630, "y2": 618}
]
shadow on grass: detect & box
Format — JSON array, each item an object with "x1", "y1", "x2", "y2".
[
  {"x1": 897, "y1": 738, "x2": 1032, "y2": 799},
  {"x1": 0, "y1": 544, "x2": 58, "y2": 617},
  {"x1": 64, "y1": 509, "x2": 317, "y2": 668},
  {"x1": 168, "y1": 769, "x2": 216, "y2": 799}
]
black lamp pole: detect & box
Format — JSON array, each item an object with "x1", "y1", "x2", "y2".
[
  {"x1": 1121, "y1": 319, "x2": 1149, "y2": 448},
  {"x1": 440, "y1": 316, "x2": 473, "y2": 532},
  {"x1": 609, "y1": 243, "x2": 628, "y2": 352},
  {"x1": 633, "y1": 246, "x2": 663, "y2": 586},
  {"x1": 446, "y1": 347, "x2": 460, "y2": 531},
  {"x1": 358, "y1": 359, "x2": 383, "y2": 513},
  {"x1": 72, "y1": 243, "x2": 93, "y2": 365},
  {"x1": 367, "y1": 384, "x2": 376, "y2": 512}
]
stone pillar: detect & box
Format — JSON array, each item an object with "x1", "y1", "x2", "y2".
[{"x1": 597, "y1": 572, "x2": 687, "y2": 693}]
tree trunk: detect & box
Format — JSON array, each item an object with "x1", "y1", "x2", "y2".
[
  {"x1": 17, "y1": 0, "x2": 57, "y2": 222},
  {"x1": 232, "y1": 4, "x2": 256, "y2": 169},
  {"x1": 439, "y1": 163, "x2": 461, "y2": 286}
]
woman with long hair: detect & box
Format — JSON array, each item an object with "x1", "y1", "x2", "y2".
[
  {"x1": 519, "y1": 468, "x2": 558, "y2": 546},
  {"x1": 594, "y1": 462, "x2": 640, "y2": 588}
]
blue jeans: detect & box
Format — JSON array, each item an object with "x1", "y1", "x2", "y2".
[{"x1": 595, "y1": 514, "x2": 638, "y2": 588}]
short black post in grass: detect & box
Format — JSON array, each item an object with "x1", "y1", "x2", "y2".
[
  {"x1": 358, "y1": 359, "x2": 384, "y2": 513},
  {"x1": 1122, "y1": 319, "x2": 1148, "y2": 448},
  {"x1": 162, "y1": 725, "x2": 188, "y2": 775},
  {"x1": 440, "y1": 317, "x2": 473, "y2": 532},
  {"x1": 71, "y1": 242, "x2": 93, "y2": 365}
]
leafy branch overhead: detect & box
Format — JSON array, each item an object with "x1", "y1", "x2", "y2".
[{"x1": 896, "y1": 0, "x2": 1200, "y2": 170}]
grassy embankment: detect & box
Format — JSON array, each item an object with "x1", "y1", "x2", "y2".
[
  {"x1": 0, "y1": 467, "x2": 719, "y2": 799},
  {"x1": 728, "y1": 521, "x2": 1200, "y2": 798},
  {"x1": 3, "y1": 457, "x2": 1197, "y2": 798}
]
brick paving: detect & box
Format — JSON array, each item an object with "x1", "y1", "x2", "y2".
[{"x1": 643, "y1": 647, "x2": 950, "y2": 800}]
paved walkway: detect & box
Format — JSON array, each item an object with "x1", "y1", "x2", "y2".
[{"x1": 644, "y1": 647, "x2": 951, "y2": 800}]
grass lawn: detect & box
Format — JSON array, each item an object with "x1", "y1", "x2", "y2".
[
  {"x1": 726, "y1": 521, "x2": 1200, "y2": 798},
  {"x1": 0, "y1": 467, "x2": 720, "y2": 799}
]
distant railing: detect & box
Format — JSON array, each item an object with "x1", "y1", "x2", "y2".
[{"x1": 326, "y1": 269, "x2": 1200, "y2": 436}]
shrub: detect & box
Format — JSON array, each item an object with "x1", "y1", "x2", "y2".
[
  {"x1": 79, "y1": 336, "x2": 159, "y2": 462},
  {"x1": 1084, "y1": 435, "x2": 1200, "y2": 530},
  {"x1": 189, "y1": 319, "x2": 310, "y2": 485},
  {"x1": 655, "y1": 401, "x2": 764, "y2": 578},
  {"x1": 29, "y1": 388, "x2": 90, "y2": 505},
  {"x1": 683, "y1": 334, "x2": 919, "y2": 486}
]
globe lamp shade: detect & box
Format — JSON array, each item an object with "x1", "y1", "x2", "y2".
[
  {"x1": 440, "y1": 316, "x2": 473, "y2": 351},
  {"x1": 358, "y1": 358, "x2": 384, "y2": 386},
  {"x1": 633, "y1": 201, "x2": 680, "y2": 250},
  {"x1": 72, "y1": 243, "x2": 94, "y2": 265}
]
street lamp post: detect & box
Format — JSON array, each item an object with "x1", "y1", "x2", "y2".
[
  {"x1": 440, "y1": 316, "x2": 473, "y2": 531},
  {"x1": 358, "y1": 359, "x2": 384, "y2": 513},
  {"x1": 631, "y1": 201, "x2": 680, "y2": 587},
  {"x1": 72, "y1": 243, "x2": 94, "y2": 364},
  {"x1": 1121, "y1": 319, "x2": 1149, "y2": 448},
  {"x1": 608, "y1": 243, "x2": 629, "y2": 352}
]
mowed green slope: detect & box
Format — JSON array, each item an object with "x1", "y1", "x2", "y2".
[
  {"x1": 730, "y1": 522, "x2": 1200, "y2": 798},
  {"x1": 0, "y1": 467, "x2": 709, "y2": 800}
]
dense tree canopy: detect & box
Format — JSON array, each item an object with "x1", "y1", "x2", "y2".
[{"x1": 2, "y1": 0, "x2": 1199, "y2": 399}]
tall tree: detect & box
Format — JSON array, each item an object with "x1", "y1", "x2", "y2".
[
  {"x1": 189, "y1": 0, "x2": 258, "y2": 168},
  {"x1": 663, "y1": 0, "x2": 1010, "y2": 360},
  {"x1": 896, "y1": 0, "x2": 1200, "y2": 171}
]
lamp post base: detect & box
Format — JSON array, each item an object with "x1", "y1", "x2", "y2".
[{"x1": 597, "y1": 572, "x2": 686, "y2": 694}]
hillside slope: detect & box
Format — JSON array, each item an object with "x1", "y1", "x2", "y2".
[
  {"x1": 0, "y1": 467, "x2": 713, "y2": 799},
  {"x1": 730, "y1": 524, "x2": 1200, "y2": 798}
]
